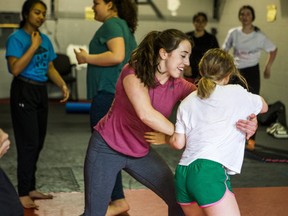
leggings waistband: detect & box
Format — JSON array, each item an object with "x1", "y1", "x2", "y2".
[{"x1": 16, "y1": 76, "x2": 46, "y2": 86}]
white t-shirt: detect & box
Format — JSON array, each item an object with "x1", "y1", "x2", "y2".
[
  {"x1": 175, "y1": 84, "x2": 263, "y2": 174},
  {"x1": 222, "y1": 27, "x2": 276, "y2": 69}
]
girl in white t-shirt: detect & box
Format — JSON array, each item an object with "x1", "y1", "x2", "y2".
[
  {"x1": 146, "y1": 48, "x2": 268, "y2": 216},
  {"x1": 169, "y1": 48, "x2": 268, "y2": 216}
]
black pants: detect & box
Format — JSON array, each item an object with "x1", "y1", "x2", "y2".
[
  {"x1": 258, "y1": 101, "x2": 287, "y2": 127},
  {"x1": 239, "y1": 64, "x2": 260, "y2": 94},
  {"x1": 230, "y1": 64, "x2": 260, "y2": 94},
  {"x1": 230, "y1": 64, "x2": 260, "y2": 140},
  {"x1": 10, "y1": 78, "x2": 48, "y2": 196},
  {"x1": 0, "y1": 168, "x2": 24, "y2": 216}
]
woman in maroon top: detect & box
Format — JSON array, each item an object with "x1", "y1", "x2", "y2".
[{"x1": 82, "y1": 29, "x2": 258, "y2": 216}]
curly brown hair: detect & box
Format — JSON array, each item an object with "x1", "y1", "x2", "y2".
[
  {"x1": 105, "y1": 0, "x2": 138, "y2": 33},
  {"x1": 129, "y1": 29, "x2": 192, "y2": 88}
]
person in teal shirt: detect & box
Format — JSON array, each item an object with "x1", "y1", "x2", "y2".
[{"x1": 74, "y1": 0, "x2": 138, "y2": 215}]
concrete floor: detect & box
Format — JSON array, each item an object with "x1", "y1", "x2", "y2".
[{"x1": 0, "y1": 101, "x2": 288, "y2": 194}]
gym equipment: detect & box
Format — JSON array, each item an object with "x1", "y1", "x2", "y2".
[
  {"x1": 245, "y1": 145, "x2": 288, "y2": 163},
  {"x1": 65, "y1": 102, "x2": 91, "y2": 114}
]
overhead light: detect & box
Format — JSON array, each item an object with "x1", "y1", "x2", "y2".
[{"x1": 167, "y1": 0, "x2": 181, "y2": 16}]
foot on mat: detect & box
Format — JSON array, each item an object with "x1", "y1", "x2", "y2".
[
  {"x1": 29, "y1": 190, "x2": 53, "y2": 200},
  {"x1": 20, "y1": 196, "x2": 39, "y2": 209},
  {"x1": 106, "y1": 198, "x2": 130, "y2": 216}
]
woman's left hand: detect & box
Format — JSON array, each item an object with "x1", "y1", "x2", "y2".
[{"x1": 236, "y1": 114, "x2": 258, "y2": 139}]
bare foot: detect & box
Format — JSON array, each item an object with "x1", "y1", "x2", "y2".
[
  {"x1": 20, "y1": 196, "x2": 39, "y2": 209},
  {"x1": 105, "y1": 198, "x2": 130, "y2": 216},
  {"x1": 29, "y1": 190, "x2": 53, "y2": 200}
]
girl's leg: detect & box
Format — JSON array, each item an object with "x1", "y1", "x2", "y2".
[
  {"x1": 106, "y1": 172, "x2": 130, "y2": 216},
  {"x1": 203, "y1": 191, "x2": 240, "y2": 216},
  {"x1": 83, "y1": 131, "x2": 125, "y2": 216},
  {"x1": 90, "y1": 93, "x2": 126, "y2": 201},
  {"x1": 125, "y1": 148, "x2": 184, "y2": 216},
  {"x1": 181, "y1": 204, "x2": 205, "y2": 216},
  {"x1": 10, "y1": 80, "x2": 39, "y2": 197},
  {"x1": 29, "y1": 100, "x2": 53, "y2": 199},
  {"x1": 10, "y1": 80, "x2": 47, "y2": 208},
  {"x1": 90, "y1": 93, "x2": 128, "y2": 215},
  {"x1": 29, "y1": 86, "x2": 49, "y2": 195},
  {"x1": 186, "y1": 160, "x2": 240, "y2": 216}
]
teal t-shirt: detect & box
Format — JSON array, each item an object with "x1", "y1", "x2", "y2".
[{"x1": 86, "y1": 17, "x2": 137, "y2": 99}]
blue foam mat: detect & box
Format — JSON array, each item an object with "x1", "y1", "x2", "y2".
[{"x1": 65, "y1": 102, "x2": 91, "y2": 113}]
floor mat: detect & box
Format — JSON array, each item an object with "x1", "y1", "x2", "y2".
[
  {"x1": 4, "y1": 167, "x2": 80, "y2": 192},
  {"x1": 23, "y1": 188, "x2": 288, "y2": 216},
  {"x1": 245, "y1": 149, "x2": 288, "y2": 163},
  {"x1": 36, "y1": 167, "x2": 80, "y2": 192}
]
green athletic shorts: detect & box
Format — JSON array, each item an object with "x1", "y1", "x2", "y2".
[{"x1": 174, "y1": 159, "x2": 233, "y2": 207}]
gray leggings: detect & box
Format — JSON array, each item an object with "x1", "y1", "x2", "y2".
[{"x1": 83, "y1": 131, "x2": 184, "y2": 216}]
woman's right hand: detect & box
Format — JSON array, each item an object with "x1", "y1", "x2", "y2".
[
  {"x1": 236, "y1": 114, "x2": 258, "y2": 139},
  {"x1": 74, "y1": 48, "x2": 88, "y2": 64},
  {"x1": 31, "y1": 31, "x2": 42, "y2": 49}
]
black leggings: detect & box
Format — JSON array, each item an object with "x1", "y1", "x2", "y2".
[
  {"x1": 230, "y1": 64, "x2": 260, "y2": 95},
  {"x1": 10, "y1": 78, "x2": 48, "y2": 196},
  {"x1": 258, "y1": 101, "x2": 287, "y2": 126},
  {"x1": 230, "y1": 64, "x2": 260, "y2": 140}
]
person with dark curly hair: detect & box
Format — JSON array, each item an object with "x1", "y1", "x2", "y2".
[
  {"x1": 74, "y1": 0, "x2": 138, "y2": 215},
  {"x1": 81, "y1": 29, "x2": 258, "y2": 216}
]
